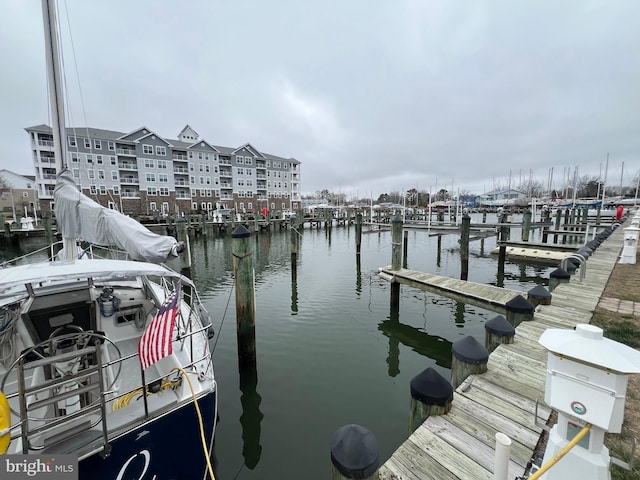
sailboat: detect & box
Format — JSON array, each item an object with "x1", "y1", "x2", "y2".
[{"x1": 0, "y1": 1, "x2": 217, "y2": 478}]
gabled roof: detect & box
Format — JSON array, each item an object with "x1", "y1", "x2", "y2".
[
  {"x1": 117, "y1": 126, "x2": 155, "y2": 142},
  {"x1": 232, "y1": 143, "x2": 266, "y2": 158},
  {"x1": 136, "y1": 131, "x2": 174, "y2": 147},
  {"x1": 187, "y1": 139, "x2": 219, "y2": 153},
  {"x1": 178, "y1": 124, "x2": 199, "y2": 139}
]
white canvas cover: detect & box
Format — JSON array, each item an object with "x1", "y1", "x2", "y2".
[{"x1": 54, "y1": 170, "x2": 180, "y2": 263}]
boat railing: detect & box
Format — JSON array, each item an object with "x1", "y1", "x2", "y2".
[{"x1": 4, "y1": 323, "x2": 211, "y2": 456}]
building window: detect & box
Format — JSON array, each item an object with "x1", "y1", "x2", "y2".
[
  {"x1": 89, "y1": 185, "x2": 97, "y2": 195},
  {"x1": 199, "y1": 164, "x2": 204, "y2": 172},
  {"x1": 71, "y1": 153, "x2": 79, "y2": 162},
  {"x1": 68, "y1": 137, "x2": 77, "y2": 147},
  {"x1": 99, "y1": 185, "x2": 107, "y2": 195},
  {"x1": 96, "y1": 155, "x2": 103, "y2": 164},
  {"x1": 201, "y1": 202, "x2": 207, "y2": 210},
  {"x1": 111, "y1": 171, "x2": 118, "y2": 180},
  {"x1": 192, "y1": 202, "x2": 198, "y2": 210},
  {"x1": 155, "y1": 145, "x2": 166, "y2": 156},
  {"x1": 159, "y1": 187, "x2": 169, "y2": 196},
  {"x1": 150, "y1": 202, "x2": 157, "y2": 211},
  {"x1": 112, "y1": 185, "x2": 120, "y2": 194},
  {"x1": 206, "y1": 177, "x2": 211, "y2": 185},
  {"x1": 148, "y1": 187, "x2": 157, "y2": 196},
  {"x1": 188, "y1": 151, "x2": 194, "y2": 159},
  {"x1": 237, "y1": 156, "x2": 244, "y2": 164},
  {"x1": 199, "y1": 176, "x2": 204, "y2": 185},
  {"x1": 108, "y1": 141, "x2": 115, "y2": 151},
  {"x1": 146, "y1": 173, "x2": 156, "y2": 182},
  {"x1": 87, "y1": 154, "x2": 93, "y2": 163},
  {"x1": 84, "y1": 138, "x2": 91, "y2": 148},
  {"x1": 87, "y1": 169, "x2": 95, "y2": 179},
  {"x1": 236, "y1": 167, "x2": 244, "y2": 175},
  {"x1": 159, "y1": 174, "x2": 168, "y2": 183},
  {"x1": 143, "y1": 144, "x2": 153, "y2": 155},
  {"x1": 190, "y1": 176, "x2": 195, "y2": 184},
  {"x1": 248, "y1": 202, "x2": 253, "y2": 210},
  {"x1": 189, "y1": 162, "x2": 194, "y2": 172},
  {"x1": 144, "y1": 159, "x2": 155, "y2": 168},
  {"x1": 158, "y1": 160, "x2": 167, "y2": 169},
  {"x1": 98, "y1": 170, "x2": 105, "y2": 180},
  {"x1": 246, "y1": 158, "x2": 253, "y2": 165},
  {"x1": 72, "y1": 168, "x2": 80, "y2": 178},
  {"x1": 94, "y1": 140, "x2": 102, "y2": 149},
  {"x1": 206, "y1": 189, "x2": 212, "y2": 197},
  {"x1": 205, "y1": 165, "x2": 210, "y2": 173},
  {"x1": 110, "y1": 156, "x2": 116, "y2": 165}
]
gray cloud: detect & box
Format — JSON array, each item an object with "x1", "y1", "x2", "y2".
[{"x1": 2, "y1": 0, "x2": 638, "y2": 197}]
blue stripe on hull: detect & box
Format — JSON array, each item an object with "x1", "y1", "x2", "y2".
[{"x1": 79, "y1": 391, "x2": 216, "y2": 480}]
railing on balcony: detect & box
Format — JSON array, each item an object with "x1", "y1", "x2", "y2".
[
  {"x1": 120, "y1": 192, "x2": 139, "y2": 198},
  {"x1": 256, "y1": 174, "x2": 266, "y2": 179},
  {"x1": 175, "y1": 180, "x2": 188, "y2": 186},
  {"x1": 175, "y1": 193, "x2": 190, "y2": 199},
  {"x1": 220, "y1": 183, "x2": 232, "y2": 188},
  {"x1": 42, "y1": 174, "x2": 57, "y2": 180},
  {"x1": 116, "y1": 148, "x2": 135, "y2": 156},
  {"x1": 174, "y1": 167, "x2": 188, "y2": 173},
  {"x1": 121, "y1": 177, "x2": 139, "y2": 185},
  {"x1": 119, "y1": 163, "x2": 138, "y2": 170},
  {"x1": 172, "y1": 153, "x2": 187, "y2": 160},
  {"x1": 37, "y1": 140, "x2": 54, "y2": 147},
  {"x1": 220, "y1": 194, "x2": 233, "y2": 200},
  {"x1": 219, "y1": 159, "x2": 231, "y2": 165}
]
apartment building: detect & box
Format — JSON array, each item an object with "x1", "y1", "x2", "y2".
[{"x1": 25, "y1": 124, "x2": 301, "y2": 217}]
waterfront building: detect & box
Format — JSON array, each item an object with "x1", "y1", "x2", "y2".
[
  {"x1": 0, "y1": 169, "x2": 39, "y2": 223},
  {"x1": 25, "y1": 124, "x2": 301, "y2": 217}
]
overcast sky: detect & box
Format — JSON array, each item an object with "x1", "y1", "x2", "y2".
[{"x1": 1, "y1": 0, "x2": 638, "y2": 198}]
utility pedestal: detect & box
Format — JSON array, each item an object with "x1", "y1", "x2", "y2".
[
  {"x1": 619, "y1": 226, "x2": 639, "y2": 264},
  {"x1": 538, "y1": 324, "x2": 640, "y2": 479}
]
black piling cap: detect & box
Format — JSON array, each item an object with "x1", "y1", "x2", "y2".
[
  {"x1": 452, "y1": 336, "x2": 489, "y2": 364},
  {"x1": 565, "y1": 261, "x2": 577, "y2": 272},
  {"x1": 505, "y1": 295, "x2": 535, "y2": 314},
  {"x1": 331, "y1": 424, "x2": 379, "y2": 478},
  {"x1": 392, "y1": 215, "x2": 403, "y2": 224},
  {"x1": 232, "y1": 225, "x2": 252, "y2": 238},
  {"x1": 485, "y1": 315, "x2": 515, "y2": 337},
  {"x1": 410, "y1": 367, "x2": 453, "y2": 406},
  {"x1": 550, "y1": 268, "x2": 570, "y2": 280},
  {"x1": 528, "y1": 285, "x2": 552, "y2": 300}
]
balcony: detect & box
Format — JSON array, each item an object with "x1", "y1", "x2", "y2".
[
  {"x1": 42, "y1": 173, "x2": 57, "y2": 180},
  {"x1": 256, "y1": 174, "x2": 266, "y2": 179},
  {"x1": 121, "y1": 191, "x2": 139, "y2": 198},
  {"x1": 174, "y1": 167, "x2": 188, "y2": 174},
  {"x1": 173, "y1": 153, "x2": 187, "y2": 160},
  {"x1": 175, "y1": 180, "x2": 188, "y2": 186},
  {"x1": 219, "y1": 159, "x2": 231, "y2": 166},
  {"x1": 116, "y1": 148, "x2": 135, "y2": 156},
  {"x1": 121, "y1": 177, "x2": 139, "y2": 185},
  {"x1": 176, "y1": 193, "x2": 190, "y2": 199},
  {"x1": 119, "y1": 162, "x2": 138, "y2": 170},
  {"x1": 36, "y1": 139, "x2": 54, "y2": 148}
]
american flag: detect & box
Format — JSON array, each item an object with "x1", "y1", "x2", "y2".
[{"x1": 138, "y1": 283, "x2": 181, "y2": 370}]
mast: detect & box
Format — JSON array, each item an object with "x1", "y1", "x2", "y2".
[{"x1": 42, "y1": 0, "x2": 74, "y2": 260}]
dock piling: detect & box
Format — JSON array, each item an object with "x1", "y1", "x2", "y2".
[
  {"x1": 355, "y1": 213, "x2": 362, "y2": 255},
  {"x1": 460, "y1": 213, "x2": 470, "y2": 280},
  {"x1": 232, "y1": 225, "x2": 256, "y2": 368},
  {"x1": 505, "y1": 295, "x2": 535, "y2": 327},
  {"x1": 409, "y1": 368, "x2": 453, "y2": 433},
  {"x1": 451, "y1": 336, "x2": 489, "y2": 389},
  {"x1": 485, "y1": 315, "x2": 515, "y2": 353},
  {"x1": 330, "y1": 425, "x2": 379, "y2": 480}
]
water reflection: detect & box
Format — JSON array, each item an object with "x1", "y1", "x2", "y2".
[{"x1": 238, "y1": 363, "x2": 263, "y2": 470}]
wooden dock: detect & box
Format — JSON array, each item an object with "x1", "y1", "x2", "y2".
[
  {"x1": 377, "y1": 225, "x2": 624, "y2": 479},
  {"x1": 377, "y1": 267, "x2": 522, "y2": 314}
]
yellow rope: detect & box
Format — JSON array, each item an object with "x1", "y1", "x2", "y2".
[
  {"x1": 171, "y1": 367, "x2": 215, "y2": 480},
  {"x1": 529, "y1": 423, "x2": 592, "y2": 480},
  {"x1": 111, "y1": 378, "x2": 181, "y2": 411}
]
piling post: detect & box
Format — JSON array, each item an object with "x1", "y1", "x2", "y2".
[
  {"x1": 549, "y1": 267, "x2": 570, "y2": 291},
  {"x1": 355, "y1": 213, "x2": 362, "y2": 255},
  {"x1": 460, "y1": 213, "x2": 470, "y2": 280},
  {"x1": 402, "y1": 230, "x2": 408, "y2": 268},
  {"x1": 330, "y1": 425, "x2": 379, "y2": 480},
  {"x1": 562, "y1": 208, "x2": 571, "y2": 244},
  {"x1": 232, "y1": 225, "x2": 256, "y2": 368},
  {"x1": 527, "y1": 285, "x2": 552, "y2": 307},
  {"x1": 554, "y1": 208, "x2": 562, "y2": 243},
  {"x1": 521, "y1": 209, "x2": 531, "y2": 242},
  {"x1": 409, "y1": 368, "x2": 453, "y2": 433},
  {"x1": 451, "y1": 336, "x2": 489, "y2": 390},
  {"x1": 505, "y1": 295, "x2": 535, "y2": 327},
  {"x1": 485, "y1": 315, "x2": 515, "y2": 353},
  {"x1": 290, "y1": 225, "x2": 298, "y2": 261},
  {"x1": 391, "y1": 216, "x2": 402, "y2": 271},
  {"x1": 43, "y1": 214, "x2": 53, "y2": 244}
]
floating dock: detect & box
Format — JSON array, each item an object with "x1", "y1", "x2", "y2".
[{"x1": 377, "y1": 224, "x2": 624, "y2": 479}]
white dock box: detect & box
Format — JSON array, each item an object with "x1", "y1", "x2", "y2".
[{"x1": 539, "y1": 324, "x2": 640, "y2": 433}]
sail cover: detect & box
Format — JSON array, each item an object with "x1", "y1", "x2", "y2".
[{"x1": 54, "y1": 170, "x2": 181, "y2": 263}]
